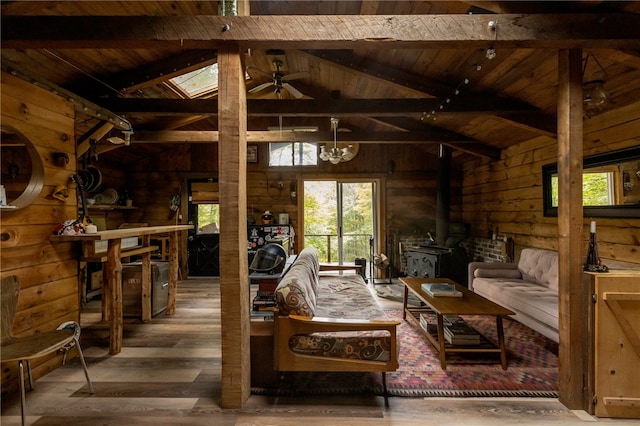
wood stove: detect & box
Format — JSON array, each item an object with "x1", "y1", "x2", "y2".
[{"x1": 404, "y1": 245, "x2": 468, "y2": 287}]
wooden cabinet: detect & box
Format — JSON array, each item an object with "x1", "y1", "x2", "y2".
[{"x1": 584, "y1": 271, "x2": 640, "y2": 419}]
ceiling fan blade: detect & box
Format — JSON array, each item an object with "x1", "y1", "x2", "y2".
[
  {"x1": 248, "y1": 82, "x2": 274, "y2": 93},
  {"x1": 282, "y1": 71, "x2": 309, "y2": 81},
  {"x1": 282, "y1": 83, "x2": 305, "y2": 99}
]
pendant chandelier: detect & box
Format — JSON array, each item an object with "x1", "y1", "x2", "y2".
[{"x1": 319, "y1": 117, "x2": 356, "y2": 164}]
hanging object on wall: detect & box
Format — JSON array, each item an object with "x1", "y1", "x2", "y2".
[
  {"x1": 582, "y1": 54, "x2": 609, "y2": 119},
  {"x1": 48, "y1": 185, "x2": 69, "y2": 202},
  {"x1": 319, "y1": 117, "x2": 358, "y2": 164},
  {"x1": 169, "y1": 188, "x2": 181, "y2": 219}
]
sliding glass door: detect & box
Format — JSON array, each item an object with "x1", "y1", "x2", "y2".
[{"x1": 303, "y1": 180, "x2": 377, "y2": 269}]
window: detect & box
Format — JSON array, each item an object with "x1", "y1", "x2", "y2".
[
  {"x1": 197, "y1": 204, "x2": 220, "y2": 234},
  {"x1": 269, "y1": 142, "x2": 318, "y2": 166},
  {"x1": 168, "y1": 64, "x2": 219, "y2": 98},
  {"x1": 550, "y1": 171, "x2": 615, "y2": 207}
]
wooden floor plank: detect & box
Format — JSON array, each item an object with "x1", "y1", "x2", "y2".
[{"x1": 0, "y1": 278, "x2": 625, "y2": 425}]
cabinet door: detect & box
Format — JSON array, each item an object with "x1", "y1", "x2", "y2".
[{"x1": 594, "y1": 275, "x2": 640, "y2": 418}]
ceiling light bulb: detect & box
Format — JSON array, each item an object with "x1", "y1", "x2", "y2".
[{"x1": 319, "y1": 146, "x2": 330, "y2": 161}]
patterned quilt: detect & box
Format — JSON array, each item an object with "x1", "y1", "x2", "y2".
[{"x1": 287, "y1": 274, "x2": 393, "y2": 362}]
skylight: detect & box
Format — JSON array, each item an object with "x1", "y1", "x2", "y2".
[{"x1": 169, "y1": 63, "x2": 219, "y2": 98}]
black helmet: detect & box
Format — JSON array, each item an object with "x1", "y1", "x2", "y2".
[{"x1": 249, "y1": 243, "x2": 287, "y2": 274}]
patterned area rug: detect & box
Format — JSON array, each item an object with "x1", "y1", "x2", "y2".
[{"x1": 252, "y1": 310, "x2": 559, "y2": 398}]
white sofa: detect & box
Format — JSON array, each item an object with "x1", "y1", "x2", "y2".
[{"x1": 468, "y1": 248, "x2": 559, "y2": 343}]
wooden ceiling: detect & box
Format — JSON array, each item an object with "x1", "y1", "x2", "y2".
[{"x1": 1, "y1": 1, "x2": 639, "y2": 165}]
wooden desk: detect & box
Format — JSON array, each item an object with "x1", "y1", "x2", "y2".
[{"x1": 50, "y1": 225, "x2": 192, "y2": 355}]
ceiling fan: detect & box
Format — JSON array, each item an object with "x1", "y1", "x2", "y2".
[{"x1": 248, "y1": 60, "x2": 308, "y2": 99}]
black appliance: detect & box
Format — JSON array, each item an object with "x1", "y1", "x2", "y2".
[
  {"x1": 405, "y1": 245, "x2": 469, "y2": 287},
  {"x1": 187, "y1": 233, "x2": 220, "y2": 277}
]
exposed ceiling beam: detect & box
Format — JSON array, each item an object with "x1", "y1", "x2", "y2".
[
  {"x1": 495, "y1": 112, "x2": 557, "y2": 137},
  {"x1": 133, "y1": 130, "x2": 478, "y2": 144},
  {"x1": 131, "y1": 129, "x2": 501, "y2": 159},
  {"x1": 462, "y1": 1, "x2": 623, "y2": 14},
  {"x1": 77, "y1": 122, "x2": 114, "y2": 158},
  {"x1": 97, "y1": 98, "x2": 537, "y2": 116},
  {"x1": 2, "y1": 14, "x2": 639, "y2": 49}
]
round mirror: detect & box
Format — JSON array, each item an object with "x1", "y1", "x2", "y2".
[{"x1": 1, "y1": 125, "x2": 45, "y2": 210}]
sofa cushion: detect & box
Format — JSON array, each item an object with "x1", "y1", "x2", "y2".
[
  {"x1": 288, "y1": 333, "x2": 392, "y2": 362},
  {"x1": 472, "y1": 277, "x2": 559, "y2": 330},
  {"x1": 314, "y1": 275, "x2": 385, "y2": 320},
  {"x1": 474, "y1": 268, "x2": 522, "y2": 279},
  {"x1": 275, "y1": 248, "x2": 320, "y2": 316},
  {"x1": 517, "y1": 248, "x2": 559, "y2": 291}
]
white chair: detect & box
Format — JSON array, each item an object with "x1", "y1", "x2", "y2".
[{"x1": 1, "y1": 275, "x2": 94, "y2": 426}]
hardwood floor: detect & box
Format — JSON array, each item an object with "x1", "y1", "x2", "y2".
[{"x1": 1, "y1": 277, "x2": 635, "y2": 425}]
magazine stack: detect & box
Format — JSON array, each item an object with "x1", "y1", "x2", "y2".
[{"x1": 443, "y1": 322, "x2": 481, "y2": 345}]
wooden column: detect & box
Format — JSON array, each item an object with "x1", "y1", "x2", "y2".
[
  {"x1": 218, "y1": 43, "x2": 250, "y2": 408},
  {"x1": 557, "y1": 48, "x2": 587, "y2": 410},
  {"x1": 140, "y1": 235, "x2": 152, "y2": 322},
  {"x1": 166, "y1": 230, "x2": 179, "y2": 315},
  {"x1": 106, "y1": 238, "x2": 123, "y2": 355}
]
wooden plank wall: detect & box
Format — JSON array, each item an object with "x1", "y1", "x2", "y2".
[
  {"x1": 461, "y1": 101, "x2": 640, "y2": 268},
  {"x1": 123, "y1": 141, "x2": 462, "y2": 275},
  {"x1": 1, "y1": 72, "x2": 79, "y2": 398}
]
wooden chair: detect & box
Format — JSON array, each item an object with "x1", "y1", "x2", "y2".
[{"x1": 1, "y1": 275, "x2": 94, "y2": 426}]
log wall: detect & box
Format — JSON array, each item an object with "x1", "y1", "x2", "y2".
[
  {"x1": 123, "y1": 142, "x2": 461, "y2": 275},
  {"x1": 1, "y1": 72, "x2": 79, "y2": 398},
  {"x1": 462, "y1": 102, "x2": 640, "y2": 268}
]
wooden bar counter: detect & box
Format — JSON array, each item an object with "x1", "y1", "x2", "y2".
[{"x1": 50, "y1": 225, "x2": 192, "y2": 355}]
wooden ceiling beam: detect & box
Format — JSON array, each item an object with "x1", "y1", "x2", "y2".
[
  {"x1": 132, "y1": 130, "x2": 478, "y2": 144},
  {"x1": 2, "y1": 14, "x2": 639, "y2": 49},
  {"x1": 131, "y1": 129, "x2": 501, "y2": 159},
  {"x1": 98, "y1": 98, "x2": 537, "y2": 116},
  {"x1": 463, "y1": 1, "x2": 623, "y2": 14},
  {"x1": 76, "y1": 121, "x2": 114, "y2": 159}
]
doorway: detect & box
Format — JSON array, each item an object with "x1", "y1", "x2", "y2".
[
  {"x1": 187, "y1": 179, "x2": 220, "y2": 276},
  {"x1": 303, "y1": 180, "x2": 378, "y2": 275}
]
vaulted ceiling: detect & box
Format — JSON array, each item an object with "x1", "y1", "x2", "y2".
[{"x1": 2, "y1": 1, "x2": 639, "y2": 166}]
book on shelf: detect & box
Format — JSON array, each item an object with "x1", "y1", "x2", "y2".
[
  {"x1": 250, "y1": 310, "x2": 274, "y2": 321},
  {"x1": 419, "y1": 313, "x2": 438, "y2": 333},
  {"x1": 421, "y1": 283, "x2": 463, "y2": 298},
  {"x1": 252, "y1": 291, "x2": 276, "y2": 311},
  {"x1": 444, "y1": 322, "x2": 481, "y2": 345}
]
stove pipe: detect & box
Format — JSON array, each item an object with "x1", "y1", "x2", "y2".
[{"x1": 435, "y1": 144, "x2": 451, "y2": 247}]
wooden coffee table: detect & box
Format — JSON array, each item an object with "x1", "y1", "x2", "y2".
[{"x1": 400, "y1": 277, "x2": 515, "y2": 370}]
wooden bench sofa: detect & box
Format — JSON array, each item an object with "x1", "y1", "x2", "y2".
[{"x1": 273, "y1": 247, "x2": 400, "y2": 392}]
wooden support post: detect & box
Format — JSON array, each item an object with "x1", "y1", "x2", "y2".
[
  {"x1": 557, "y1": 48, "x2": 587, "y2": 410},
  {"x1": 218, "y1": 43, "x2": 250, "y2": 409},
  {"x1": 107, "y1": 238, "x2": 123, "y2": 355},
  {"x1": 141, "y1": 235, "x2": 152, "y2": 322},
  {"x1": 167, "y1": 230, "x2": 179, "y2": 315}
]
